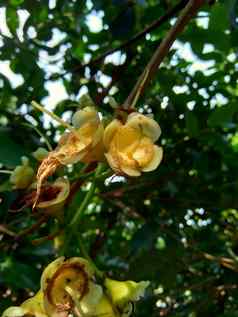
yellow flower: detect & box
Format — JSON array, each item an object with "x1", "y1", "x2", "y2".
[
  {"x1": 105, "y1": 278, "x2": 150, "y2": 315},
  {"x1": 21, "y1": 291, "x2": 47, "y2": 317},
  {"x1": 34, "y1": 106, "x2": 104, "y2": 207},
  {"x1": 54, "y1": 106, "x2": 104, "y2": 165},
  {"x1": 2, "y1": 307, "x2": 26, "y2": 317},
  {"x1": 92, "y1": 295, "x2": 119, "y2": 317},
  {"x1": 10, "y1": 157, "x2": 34, "y2": 189},
  {"x1": 104, "y1": 112, "x2": 163, "y2": 176},
  {"x1": 2, "y1": 257, "x2": 149, "y2": 317},
  {"x1": 40, "y1": 257, "x2": 103, "y2": 317},
  {"x1": 2, "y1": 291, "x2": 47, "y2": 317}
]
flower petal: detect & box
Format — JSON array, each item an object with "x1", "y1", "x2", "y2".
[
  {"x1": 2, "y1": 307, "x2": 26, "y2": 317},
  {"x1": 21, "y1": 291, "x2": 47, "y2": 317},
  {"x1": 41, "y1": 257, "x2": 65, "y2": 291},
  {"x1": 103, "y1": 119, "x2": 122, "y2": 150},
  {"x1": 72, "y1": 107, "x2": 99, "y2": 128},
  {"x1": 105, "y1": 278, "x2": 150, "y2": 308},
  {"x1": 120, "y1": 164, "x2": 141, "y2": 177},
  {"x1": 132, "y1": 137, "x2": 154, "y2": 167},
  {"x1": 36, "y1": 178, "x2": 70, "y2": 216},
  {"x1": 127, "y1": 113, "x2": 161, "y2": 142},
  {"x1": 115, "y1": 126, "x2": 141, "y2": 154},
  {"x1": 142, "y1": 146, "x2": 163, "y2": 172},
  {"x1": 105, "y1": 152, "x2": 120, "y2": 174}
]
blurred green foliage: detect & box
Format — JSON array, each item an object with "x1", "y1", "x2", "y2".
[{"x1": 0, "y1": 0, "x2": 238, "y2": 316}]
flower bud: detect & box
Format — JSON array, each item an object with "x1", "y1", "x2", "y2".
[
  {"x1": 32, "y1": 148, "x2": 49, "y2": 161},
  {"x1": 105, "y1": 278, "x2": 150, "y2": 316},
  {"x1": 10, "y1": 157, "x2": 34, "y2": 189}
]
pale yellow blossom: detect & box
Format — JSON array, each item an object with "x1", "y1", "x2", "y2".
[
  {"x1": 41, "y1": 257, "x2": 102, "y2": 317},
  {"x1": 104, "y1": 112, "x2": 163, "y2": 176}
]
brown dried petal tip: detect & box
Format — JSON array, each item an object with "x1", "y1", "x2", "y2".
[{"x1": 33, "y1": 155, "x2": 60, "y2": 209}]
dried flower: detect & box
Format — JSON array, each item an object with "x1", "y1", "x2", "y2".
[
  {"x1": 35, "y1": 177, "x2": 70, "y2": 218},
  {"x1": 34, "y1": 106, "x2": 104, "y2": 207}
]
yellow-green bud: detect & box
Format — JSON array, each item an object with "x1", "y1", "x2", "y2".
[
  {"x1": 32, "y1": 148, "x2": 49, "y2": 161},
  {"x1": 105, "y1": 278, "x2": 150, "y2": 309},
  {"x1": 10, "y1": 157, "x2": 34, "y2": 189}
]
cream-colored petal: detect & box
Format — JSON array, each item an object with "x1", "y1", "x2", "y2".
[
  {"x1": 105, "y1": 152, "x2": 120, "y2": 173},
  {"x1": 132, "y1": 137, "x2": 154, "y2": 167},
  {"x1": 67, "y1": 257, "x2": 95, "y2": 277},
  {"x1": 115, "y1": 126, "x2": 141, "y2": 154},
  {"x1": 72, "y1": 107, "x2": 99, "y2": 128},
  {"x1": 40, "y1": 257, "x2": 65, "y2": 290},
  {"x1": 142, "y1": 146, "x2": 163, "y2": 172},
  {"x1": 120, "y1": 164, "x2": 141, "y2": 177},
  {"x1": 92, "y1": 123, "x2": 104, "y2": 147},
  {"x1": 2, "y1": 307, "x2": 26, "y2": 317},
  {"x1": 80, "y1": 282, "x2": 103, "y2": 314},
  {"x1": 126, "y1": 113, "x2": 161, "y2": 142},
  {"x1": 103, "y1": 119, "x2": 122, "y2": 149},
  {"x1": 77, "y1": 122, "x2": 97, "y2": 146}
]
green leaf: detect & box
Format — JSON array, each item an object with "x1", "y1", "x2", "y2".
[
  {"x1": 208, "y1": 104, "x2": 237, "y2": 127},
  {"x1": 6, "y1": 7, "x2": 19, "y2": 35},
  {"x1": 209, "y1": 3, "x2": 229, "y2": 32},
  {"x1": 0, "y1": 257, "x2": 40, "y2": 291},
  {"x1": 10, "y1": 0, "x2": 24, "y2": 6},
  {"x1": 0, "y1": 129, "x2": 27, "y2": 167},
  {"x1": 185, "y1": 111, "x2": 199, "y2": 137}
]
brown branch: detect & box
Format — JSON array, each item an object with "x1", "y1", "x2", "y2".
[
  {"x1": 56, "y1": 0, "x2": 188, "y2": 80},
  {"x1": 84, "y1": 0, "x2": 188, "y2": 68},
  {"x1": 0, "y1": 224, "x2": 16, "y2": 237},
  {"x1": 122, "y1": 0, "x2": 207, "y2": 109}
]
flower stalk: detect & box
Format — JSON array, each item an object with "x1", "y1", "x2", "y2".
[{"x1": 122, "y1": 0, "x2": 207, "y2": 109}]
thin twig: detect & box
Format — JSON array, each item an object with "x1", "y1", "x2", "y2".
[
  {"x1": 83, "y1": 0, "x2": 188, "y2": 65},
  {"x1": 0, "y1": 225, "x2": 16, "y2": 237},
  {"x1": 56, "y1": 0, "x2": 188, "y2": 79},
  {"x1": 122, "y1": 0, "x2": 207, "y2": 109},
  {"x1": 15, "y1": 214, "x2": 49, "y2": 240},
  {"x1": 31, "y1": 101, "x2": 74, "y2": 132},
  {"x1": 22, "y1": 123, "x2": 53, "y2": 151}
]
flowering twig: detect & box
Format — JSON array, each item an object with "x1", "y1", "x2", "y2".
[{"x1": 122, "y1": 0, "x2": 207, "y2": 109}]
